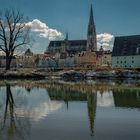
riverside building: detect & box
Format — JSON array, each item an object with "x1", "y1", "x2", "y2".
[
  {"x1": 46, "y1": 5, "x2": 112, "y2": 69},
  {"x1": 112, "y1": 35, "x2": 140, "y2": 69}
]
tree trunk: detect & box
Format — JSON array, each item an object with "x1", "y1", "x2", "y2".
[{"x1": 6, "y1": 56, "x2": 12, "y2": 70}]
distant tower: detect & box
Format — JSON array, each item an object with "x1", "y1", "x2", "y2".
[
  {"x1": 65, "y1": 32, "x2": 69, "y2": 41},
  {"x1": 61, "y1": 32, "x2": 69, "y2": 53},
  {"x1": 87, "y1": 4, "x2": 97, "y2": 51}
]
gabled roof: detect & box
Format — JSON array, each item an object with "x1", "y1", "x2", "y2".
[{"x1": 112, "y1": 35, "x2": 140, "y2": 56}]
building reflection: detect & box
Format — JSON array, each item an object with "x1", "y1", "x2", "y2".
[
  {"x1": 47, "y1": 82, "x2": 140, "y2": 137},
  {"x1": 0, "y1": 80, "x2": 140, "y2": 140},
  {"x1": 113, "y1": 89, "x2": 140, "y2": 108},
  {"x1": 47, "y1": 84, "x2": 88, "y2": 110},
  {"x1": 47, "y1": 84, "x2": 97, "y2": 137},
  {"x1": 87, "y1": 92, "x2": 97, "y2": 137}
]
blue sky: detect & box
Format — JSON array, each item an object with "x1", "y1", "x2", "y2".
[
  {"x1": 0, "y1": 0, "x2": 140, "y2": 53},
  {"x1": 1, "y1": 0, "x2": 140, "y2": 39}
]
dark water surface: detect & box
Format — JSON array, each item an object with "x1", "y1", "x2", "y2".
[{"x1": 0, "y1": 80, "x2": 140, "y2": 140}]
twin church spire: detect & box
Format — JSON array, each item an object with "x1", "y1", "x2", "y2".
[{"x1": 87, "y1": 4, "x2": 97, "y2": 51}]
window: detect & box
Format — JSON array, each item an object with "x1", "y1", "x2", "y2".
[
  {"x1": 124, "y1": 61, "x2": 126, "y2": 63},
  {"x1": 117, "y1": 61, "x2": 119, "y2": 64},
  {"x1": 132, "y1": 61, "x2": 134, "y2": 63}
]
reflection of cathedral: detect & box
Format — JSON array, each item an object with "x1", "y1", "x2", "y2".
[
  {"x1": 47, "y1": 84, "x2": 97, "y2": 137},
  {"x1": 87, "y1": 92, "x2": 97, "y2": 137}
]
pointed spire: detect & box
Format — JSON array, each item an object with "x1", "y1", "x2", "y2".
[
  {"x1": 89, "y1": 4, "x2": 94, "y2": 25},
  {"x1": 87, "y1": 4, "x2": 97, "y2": 51},
  {"x1": 65, "y1": 32, "x2": 69, "y2": 41},
  {"x1": 87, "y1": 93, "x2": 97, "y2": 137}
]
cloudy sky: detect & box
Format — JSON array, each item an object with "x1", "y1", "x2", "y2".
[{"x1": 1, "y1": 0, "x2": 140, "y2": 53}]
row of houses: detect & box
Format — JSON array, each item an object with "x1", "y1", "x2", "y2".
[
  {"x1": 0, "y1": 35, "x2": 140, "y2": 70},
  {"x1": 0, "y1": 48, "x2": 111, "y2": 69}
]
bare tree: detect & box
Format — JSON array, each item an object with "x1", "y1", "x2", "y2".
[{"x1": 0, "y1": 9, "x2": 30, "y2": 70}]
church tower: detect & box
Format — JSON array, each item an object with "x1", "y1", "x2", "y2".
[
  {"x1": 61, "y1": 32, "x2": 69, "y2": 53},
  {"x1": 87, "y1": 4, "x2": 97, "y2": 51}
]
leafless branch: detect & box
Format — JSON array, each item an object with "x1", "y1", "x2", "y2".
[{"x1": 0, "y1": 9, "x2": 30, "y2": 70}]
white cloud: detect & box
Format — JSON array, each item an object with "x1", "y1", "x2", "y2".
[
  {"x1": 97, "y1": 91, "x2": 115, "y2": 107},
  {"x1": 25, "y1": 19, "x2": 64, "y2": 53},
  {"x1": 97, "y1": 33, "x2": 114, "y2": 51}
]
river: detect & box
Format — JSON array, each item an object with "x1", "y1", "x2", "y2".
[{"x1": 0, "y1": 80, "x2": 140, "y2": 140}]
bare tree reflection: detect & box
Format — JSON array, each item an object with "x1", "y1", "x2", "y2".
[
  {"x1": 2, "y1": 84, "x2": 16, "y2": 139},
  {"x1": 0, "y1": 84, "x2": 30, "y2": 140}
]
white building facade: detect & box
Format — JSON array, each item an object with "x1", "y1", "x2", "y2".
[{"x1": 112, "y1": 55, "x2": 140, "y2": 68}]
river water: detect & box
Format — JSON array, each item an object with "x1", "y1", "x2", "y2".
[{"x1": 0, "y1": 80, "x2": 140, "y2": 140}]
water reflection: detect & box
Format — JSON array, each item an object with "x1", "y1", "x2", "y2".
[
  {"x1": 113, "y1": 89, "x2": 140, "y2": 108},
  {"x1": 87, "y1": 92, "x2": 97, "y2": 137},
  {"x1": 0, "y1": 83, "x2": 62, "y2": 140},
  {"x1": 0, "y1": 80, "x2": 140, "y2": 140},
  {"x1": 46, "y1": 82, "x2": 140, "y2": 138},
  {"x1": 97, "y1": 90, "x2": 115, "y2": 107},
  {"x1": 0, "y1": 84, "x2": 30, "y2": 140},
  {"x1": 48, "y1": 85, "x2": 97, "y2": 137},
  {"x1": 2, "y1": 84, "x2": 16, "y2": 139},
  {"x1": 3, "y1": 84, "x2": 15, "y2": 129}
]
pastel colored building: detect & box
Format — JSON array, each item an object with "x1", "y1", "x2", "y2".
[{"x1": 16, "y1": 48, "x2": 36, "y2": 68}]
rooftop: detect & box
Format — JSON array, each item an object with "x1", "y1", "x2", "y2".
[{"x1": 112, "y1": 35, "x2": 140, "y2": 56}]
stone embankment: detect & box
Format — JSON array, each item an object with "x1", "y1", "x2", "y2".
[
  {"x1": 0, "y1": 69, "x2": 140, "y2": 80},
  {"x1": 54, "y1": 70, "x2": 140, "y2": 81},
  {"x1": 0, "y1": 71, "x2": 46, "y2": 79}
]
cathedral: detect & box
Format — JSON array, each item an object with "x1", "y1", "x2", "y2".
[
  {"x1": 47, "y1": 4, "x2": 96, "y2": 54},
  {"x1": 46, "y1": 5, "x2": 112, "y2": 68}
]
